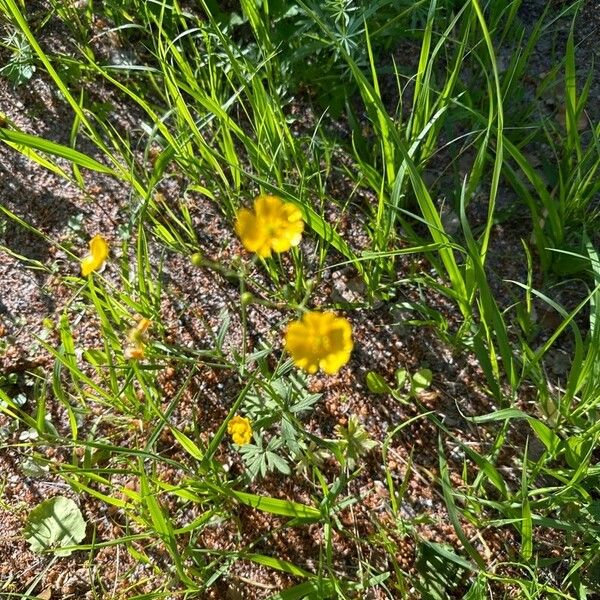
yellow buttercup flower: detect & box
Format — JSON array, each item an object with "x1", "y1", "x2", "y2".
[
  {"x1": 235, "y1": 194, "x2": 304, "y2": 257},
  {"x1": 81, "y1": 234, "x2": 109, "y2": 276},
  {"x1": 284, "y1": 311, "x2": 353, "y2": 374},
  {"x1": 227, "y1": 415, "x2": 253, "y2": 445}
]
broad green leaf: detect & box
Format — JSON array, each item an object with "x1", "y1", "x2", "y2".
[
  {"x1": 23, "y1": 496, "x2": 86, "y2": 556},
  {"x1": 395, "y1": 369, "x2": 408, "y2": 388},
  {"x1": 83, "y1": 349, "x2": 108, "y2": 366},
  {"x1": 520, "y1": 442, "x2": 533, "y2": 560},
  {"x1": 412, "y1": 368, "x2": 433, "y2": 393},
  {"x1": 267, "y1": 580, "x2": 335, "y2": 600},
  {"x1": 467, "y1": 408, "x2": 561, "y2": 453},
  {"x1": 460, "y1": 443, "x2": 508, "y2": 498}
]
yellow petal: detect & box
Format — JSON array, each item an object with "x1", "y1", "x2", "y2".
[
  {"x1": 137, "y1": 318, "x2": 152, "y2": 333},
  {"x1": 80, "y1": 255, "x2": 97, "y2": 277},
  {"x1": 254, "y1": 194, "x2": 283, "y2": 220},
  {"x1": 320, "y1": 351, "x2": 350, "y2": 374},
  {"x1": 270, "y1": 236, "x2": 294, "y2": 253},
  {"x1": 284, "y1": 322, "x2": 319, "y2": 373},
  {"x1": 81, "y1": 234, "x2": 109, "y2": 276},
  {"x1": 227, "y1": 415, "x2": 252, "y2": 445},
  {"x1": 282, "y1": 203, "x2": 304, "y2": 225},
  {"x1": 235, "y1": 208, "x2": 269, "y2": 254}
]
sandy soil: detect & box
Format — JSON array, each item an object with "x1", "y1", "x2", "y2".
[{"x1": 0, "y1": 1, "x2": 598, "y2": 598}]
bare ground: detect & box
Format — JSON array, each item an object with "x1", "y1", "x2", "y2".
[{"x1": 0, "y1": 1, "x2": 598, "y2": 598}]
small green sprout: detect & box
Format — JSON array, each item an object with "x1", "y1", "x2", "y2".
[{"x1": 335, "y1": 415, "x2": 377, "y2": 470}]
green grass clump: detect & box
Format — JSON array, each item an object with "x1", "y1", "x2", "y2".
[{"x1": 1, "y1": 0, "x2": 600, "y2": 597}]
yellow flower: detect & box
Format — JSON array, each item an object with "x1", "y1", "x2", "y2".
[
  {"x1": 284, "y1": 311, "x2": 353, "y2": 374},
  {"x1": 235, "y1": 194, "x2": 304, "y2": 257},
  {"x1": 227, "y1": 415, "x2": 253, "y2": 445},
  {"x1": 81, "y1": 234, "x2": 109, "y2": 276}
]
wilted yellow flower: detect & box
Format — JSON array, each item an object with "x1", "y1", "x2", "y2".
[
  {"x1": 137, "y1": 318, "x2": 152, "y2": 332},
  {"x1": 128, "y1": 318, "x2": 151, "y2": 344},
  {"x1": 125, "y1": 345, "x2": 145, "y2": 360},
  {"x1": 125, "y1": 318, "x2": 151, "y2": 360},
  {"x1": 81, "y1": 234, "x2": 109, "y2": 276},
  {"x1": 285, "y1": 311, "x2": 353, "y2": 374},
  {"x1": 235, "y1": 194, "x2": 304, "y2": 257},
  {"x1": 227, "y1": 415, "x2": 252, "y2": 445}
]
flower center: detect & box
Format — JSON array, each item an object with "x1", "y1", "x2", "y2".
[
  {"x1": 266, "y1": 221, "x2": 282, "y2": 238},
  {"x1": 313, "y1": 333, "x2": 331, "y2": 356}
]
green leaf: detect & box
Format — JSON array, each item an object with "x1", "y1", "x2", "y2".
[
  {"x1": 587, "y1": 501, "x2": 600, "y2": 521},
  {"x1": 467, "y1": 408, "x2": 561, "y2": 454},
  {"x1": 438, "y1": 437, "x2": 485, "y2": 570},
  {"x1": 415, "y1": 540, "x2": 471, "y2": 599},
  {"x1": 520, "y1": 441, "x2": 533, "y2": 560},
  {"x1": 411, "y1": 368, "x2": 433, "y2": 393},
  {"x1": 0, "y1": 128, "x2": 114, "y2": 174},
  {"x1": 563, "y1": 435, "x2": 594, "y2": 470},
  {"x1": 246, "y1": 553, "x2": 312, "y2": 578},
  {"x1": 366, "y1": 372, "x2": 393, "y2": 394},
  {"x1": 520, "y1": 489, "x2": 533, "y2": 560},
  {"x1": 395, "y1": 368, "x2": 408, "y2": 389},
  {"x1": 23, "y1": 496, "x2": 86, "y2": 556},
  {"x1": 171, "y1": 427, "x2": 204, "y2": 461},
  {"x1": 267, "y1": 580, "x2": 335, "y2": 600},
  {"x1": 460, "y1": 443, "x2": 508, "y2": 498},
  {"x1": 83, "y1": 349, "x2": 108, "y2": 366},
  {"x1": 267, "y1": 451, "x2": 291, "y2": 475},
  {"x1": 280, "y1": 417, "x2": 300, "y2": 454},
  {"x1": 231, "y1": 490, "x2": 320, "y2": 520}
]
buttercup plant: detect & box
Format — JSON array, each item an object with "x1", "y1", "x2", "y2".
[
  {"x1": 335, "y1": 415, "x2": 377, "y2": 470},
  {"x1": 236, "y1": 360, "x2": 324, "y2": 480},
  {"x1": 2, "y1": 0, "x2": 597, "y2": 597}
]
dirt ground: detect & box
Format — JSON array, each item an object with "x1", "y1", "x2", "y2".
[{"x1": 0, "y1": 1, "x2": 598, "y2": 598}]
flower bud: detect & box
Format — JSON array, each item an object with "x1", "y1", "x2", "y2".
[
  {"x1": 241, "y1": 292, "x2": 254, "y2": 306},
  {"x1": 190, "y1": 252, "x2": 203, "y2": 267}
]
